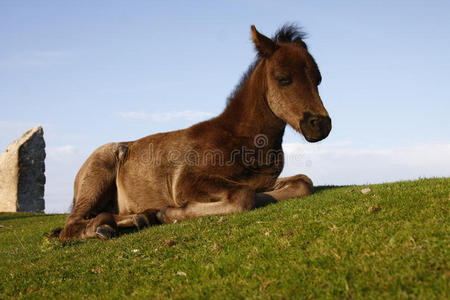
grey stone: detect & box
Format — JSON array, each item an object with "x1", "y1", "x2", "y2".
[{"x1": 0, "y1": 126, "x2": 46, "y2": 212}]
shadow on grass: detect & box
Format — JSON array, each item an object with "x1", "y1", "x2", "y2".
[
  {"x1": 116, "y1": 226, "x2": 146, "y2": 237},
  {"x1": 254, "y1": 185, "x2": 343, "y2": 208},
  {"x1": 314, "y1": 185, "x2": 344, "y2": 193},
  {"x1": 43, "y1": 222, "x2": 156, "y2": 243}
]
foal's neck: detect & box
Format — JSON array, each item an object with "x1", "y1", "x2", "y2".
[{"x1": 217, "y1": 60, "x2": 286, "y2": 148}]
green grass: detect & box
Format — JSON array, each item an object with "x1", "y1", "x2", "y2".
[{"x1": 0, "y1": 178, "x2": 449, "y2": 299}]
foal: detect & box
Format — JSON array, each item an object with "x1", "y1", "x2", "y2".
[{"x1": 58, "y1": 24, "x2": 331, "y2": 239}]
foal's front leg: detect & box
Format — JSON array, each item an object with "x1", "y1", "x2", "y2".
[
  {"x1": 156, "y1": 174, "x2": 312, "y2": 224},
  {"x1": 255, "y1": 174, "x2": 313, "y2": 207},
  {"x1": 157, "y1": 177, "x2": 255, "y2": 224}
]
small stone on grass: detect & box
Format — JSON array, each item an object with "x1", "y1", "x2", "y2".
[{"x1": 361, "y1": 188, "x2": 371, "y2": 194}]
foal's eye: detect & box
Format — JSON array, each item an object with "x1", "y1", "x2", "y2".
[{"x1": 276, "y1": 76, "x2": 292, "y2": 86}]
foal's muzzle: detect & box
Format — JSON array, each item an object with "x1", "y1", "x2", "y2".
[{"x1": 300, "y1": 112, "x2": 332, "y2": 142}]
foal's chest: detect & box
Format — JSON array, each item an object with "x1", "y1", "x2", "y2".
[{"x1": 239, "y1": 156, "x2": 284, "y2": 192}]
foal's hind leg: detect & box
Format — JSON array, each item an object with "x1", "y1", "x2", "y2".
[
  {"x1": 59, "y1": 143, "x2": 125, "y2": 240},
  {"x1": 255, "y1": 174, "x2": 313, "y2": 207},
  {"x1": 59, "y1": 212, "x2": 118, "y2": 240},
  {"x1": 84, "y1": 212, "x2": 118, "y2": 239}
]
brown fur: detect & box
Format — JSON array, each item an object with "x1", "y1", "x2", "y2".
[{"x1": 58, "y1": 24, "x2": 331, "y2": 240}]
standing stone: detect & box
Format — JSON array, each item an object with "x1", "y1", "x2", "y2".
[{"x1": 0, "y1": 126, "x2": 46, "y2": 212}]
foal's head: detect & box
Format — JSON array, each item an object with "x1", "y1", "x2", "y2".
[{"x1": 252, "y1": 25, "x2": 331, "y2": 142}]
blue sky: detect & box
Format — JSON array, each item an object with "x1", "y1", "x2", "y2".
[{"x1": 1, "y1": 1, "x2": 449, "y2": 212}]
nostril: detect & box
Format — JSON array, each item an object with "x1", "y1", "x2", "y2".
[{"x1": 309, "y1": 117, "x2": 319, "y2": 128}]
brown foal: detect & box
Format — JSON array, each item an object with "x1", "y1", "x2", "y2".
[{"x1": 57, "y1": 24, "x2": 331, "y2": 240}]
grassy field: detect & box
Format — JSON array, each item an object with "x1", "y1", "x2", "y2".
[{"x1": 0, "y1": 178, "x2": 448, "y2": 299}]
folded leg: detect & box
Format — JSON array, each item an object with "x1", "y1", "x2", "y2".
[
  {"x1": 157, "y1": 175, "x2": 255, "y2": 224},
  {"x1": 255, "y1": 174, "x2": 313, "y2": 208}
]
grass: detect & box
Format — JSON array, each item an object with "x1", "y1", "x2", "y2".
[{"x1": 0, "y1": 178, "x2": 449, "y2": 299}]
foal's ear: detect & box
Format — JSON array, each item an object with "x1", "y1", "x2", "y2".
[{"x1": 251, "y1": 25, "x2": 278, "y2": 57}]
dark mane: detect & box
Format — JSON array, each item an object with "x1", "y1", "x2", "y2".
[
  {"x1": 272, "y1": 23, "x2": 308, "y2": 48},
  {"x1": 227, "y1": 24, "x2": 307, "y2": 104}
]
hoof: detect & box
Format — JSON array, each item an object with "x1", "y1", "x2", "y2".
[
  {"x1": 133, "y1": 214, "x2": 150, "y2": 230},
  {"x1": 96, "y1": 224, "x2": 115, "y2": 240},
  {"x1": 156, "y1": 210, "x2": 173, "y2": 224}
]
